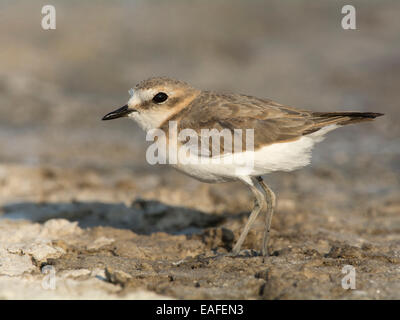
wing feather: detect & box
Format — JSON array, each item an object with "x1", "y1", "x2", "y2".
[{"x1": 162, "y1": 91, "x2": 382, "y2": 157}]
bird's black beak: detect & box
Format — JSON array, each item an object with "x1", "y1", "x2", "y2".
[{"x1": 102, "y1": 105, "x2": 134, "y2": 121}]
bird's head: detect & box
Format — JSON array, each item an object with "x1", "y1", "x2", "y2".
[{"x1": 102, "y1": 77, "x2": 200, "y2": 131}]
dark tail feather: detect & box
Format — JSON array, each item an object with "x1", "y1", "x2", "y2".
[{"x1": 311, "y1": 111, "x2": 384, "y2": 126}]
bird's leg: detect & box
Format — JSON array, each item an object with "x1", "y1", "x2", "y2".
[
  {"x1": 231, "y1": 177, "x2": 266, "y2": 255},
  {"x1": 257, "y1": 176, "x2": 276, "y2": 256}
]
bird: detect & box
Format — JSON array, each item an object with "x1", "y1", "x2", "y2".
[{"x1": 102, "y1": 77, "x2": 383, "y2": 257}]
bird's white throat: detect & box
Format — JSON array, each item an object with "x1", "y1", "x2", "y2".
[{"x1": 128, "y1": 109, "x2": 173, "y2": 131}]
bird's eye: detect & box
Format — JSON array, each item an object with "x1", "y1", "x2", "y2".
[{"x1": 152, "y1": 92, "x2": 168, "y2": 103}]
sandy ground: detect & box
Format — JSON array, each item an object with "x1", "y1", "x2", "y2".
[{"x1": 0, "y1": 0, "x2": 399, "y2": 299}]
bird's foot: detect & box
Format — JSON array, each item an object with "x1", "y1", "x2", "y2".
[{"x1": 227, "y1": 249, "x2": 261, "y2": 258}]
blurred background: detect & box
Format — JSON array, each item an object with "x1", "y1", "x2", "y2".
[{"x1": 0, "y1": 0, "x2": 398, "y2": 221}]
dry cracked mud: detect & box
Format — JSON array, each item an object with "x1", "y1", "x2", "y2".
[{"x1": 0, "y1": 163, "x2": 399, "y2": 299}]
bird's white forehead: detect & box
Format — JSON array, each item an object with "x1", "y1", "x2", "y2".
[
  {"x1": 127, "y1": 88, "x2": 158, "y2": 107},
  {"x1": 127, "y1": 86, "x2": 176, "y2": 107}
]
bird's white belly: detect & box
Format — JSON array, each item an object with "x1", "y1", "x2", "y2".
[{"x1": 170, "y1": 125, "x2": 339, "y2": 183}]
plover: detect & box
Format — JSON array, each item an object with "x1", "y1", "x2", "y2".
[{"x1": 102, "y1": 77, "x2": 383, "y2": 256}]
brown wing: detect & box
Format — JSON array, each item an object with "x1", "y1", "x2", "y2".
[{"x1": 166, "y1": 91, "x2": 383, "y2": 157}]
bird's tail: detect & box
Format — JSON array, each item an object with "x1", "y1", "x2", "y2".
[{"x1": 310, "y1": 111, "x2": 384, "y2": 126}]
